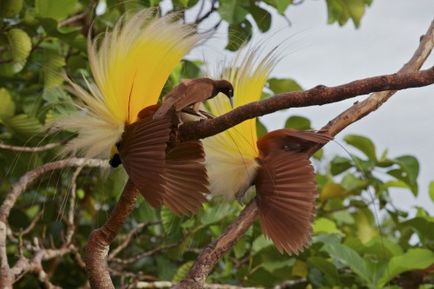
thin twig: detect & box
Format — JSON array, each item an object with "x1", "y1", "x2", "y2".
[
  {"x1": 0, "y1": 158, "x2": 108, "y2": 288},
  {"x1": 0, "y1": 142, "x2": 61, "y2": 152}
]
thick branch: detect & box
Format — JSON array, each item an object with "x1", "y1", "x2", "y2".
[
  {"x1": 85, "y1": 180, "x2": 139, "y2": 289},
  {"x1": 174, "y1": 19, "x2": 434, "y2": 289},
  {"x1": 180, "y1": 66, "x2": 434, "y2": 141}
]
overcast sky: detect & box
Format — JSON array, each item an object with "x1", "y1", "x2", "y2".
[{"x1": 185, "y1": 0, "x2": 434, "y2": 214}]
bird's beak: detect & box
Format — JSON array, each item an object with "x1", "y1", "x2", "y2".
[{"x1": 228, "y1": 97, "x2": 234, "y2": 108}]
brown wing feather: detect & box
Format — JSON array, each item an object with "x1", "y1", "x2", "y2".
[
  {"x1": 173, "y1": 80, "x2": 214, "y2": 112},
  {"x1": 284, "y1": 130, "x2": 332, "y2": 144},
  {"x1": 153, "y1": 83, "x2": 187, "y2": 120},
  {"x1": 161, "y1": 140, "x2": 208, "y2": 215},
  {"x1": 118, "y1": 114, "x2": 171, "y2": 207},
  {"x1": 255, "y1": 151, "x2": 317, "y2": 255}
]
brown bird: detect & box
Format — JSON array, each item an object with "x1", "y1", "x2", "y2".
[
  {"x1": 254, "y1": 129, "x2": 331, "y2": 254},
  {"x1": 153, "y1": 78, "x2": 234, "y2": 120},
  {"x1": 116, "y1": 104, "x2": 209, "y2": 215}
]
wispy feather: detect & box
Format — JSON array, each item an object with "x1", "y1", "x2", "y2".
[
  {"x1": 204, "y1": 45, "x2": 281, "y2": 198},
  {"x1": 52, "y1": 10, "x2": 202, "y2": 158}
]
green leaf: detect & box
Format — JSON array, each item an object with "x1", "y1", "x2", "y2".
[
  {"x1": 378, "y1": 249, "x2": 434, "y2": 287},
  {"x1": 248, "y1": 5, "x2": 272, "y2": 32},
  {"x1": 355, "y1": 210, "x2": 378, "y2": 243},
  {"x1": 284, "y1": 115, "x2": 311, "y2": 130},
  {"x1": 3, "y1": 114, "x2": 42, "y2": 136},
  {"x1": 256, "y1": 119, "x2": 268, "y2": 137},
  {"x1": 323, "y1": 243, "x2": 375, "y2": 287},
  {"x1": 264, "y1": 0, "x2": 292, "y2": 14},
  {"x1": 35, "y1": 0, "x2": 77, "y2": 20},
  {"x1": 344, "y1": 134, "x2": 376, "y2": 161},
  {"x1": 308, "y1": 257, "x2": 341, "y2": 285},
  {"x1": 0, "y1": 0, "x2": 23, "y2": 17},
  {"x1": 347, "y1": 0, "x2": 366, "y2": 28},
  {"x1": 252, "y1": 235, "x2": 273, "y2": 254},
  {"x1": 172, "y1": 261, "x2": 193, "y2": 282},
  {"x1": 326, "y1": 0, "x2": 369, "y2": 28},
  {"x1": 313, "y1": 218, "x2": 343, "y2": 235},
  {"x1": 43, "y1": 49, "x2": 65, "y2": 89},
  {"x1": 0, "y1": 88, "x2": 15, "y2": 121},
  {"x1": 268, "y1": 78, "x2": 302, "y2": 94},
  {"x1": 218, "y1": 0, "x2": 248, "y2": 24},
  {"x1": 180, "y1": 60, "x2": 201, "y2": 79},
  {"x1": 226, "y1": 20, "x2": 252, "y2": 51},
  {"x1": 330, "y1": 156, "x2": 352, "y2": 175},
  {"x1": 320, "y1": 181, "x2": 347, "y2": 201},
  {"x1": 200, "y1": 203, "x2": 235, "y2": 226},
  {"x1": 393, "y1": 155, "x2": 419, "y2": 195},
  {"x1": 7, "y1": 29, "x2": 32, "y2": 62},
  {"x1": 429, "y1": 181, "x2": 434, "y2": 202}
]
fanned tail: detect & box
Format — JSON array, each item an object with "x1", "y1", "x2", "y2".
[
  {"x1": 162, "y1": 141, "x2": 208, "y2": 215},
  {"x1": 118, "y1": 114, "x2": 171, "y2": 207},
  {"x1": 255, "y1": 151, "x2": 317, "y2": 255}
]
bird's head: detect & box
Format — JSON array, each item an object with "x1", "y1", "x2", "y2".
[{"x1": 215, "y1": 80, "x2": 234, "y2": 107}]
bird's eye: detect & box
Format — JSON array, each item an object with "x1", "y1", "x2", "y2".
[{"x1": 283, "y1": 145, "x2": 289, "y2": 150}]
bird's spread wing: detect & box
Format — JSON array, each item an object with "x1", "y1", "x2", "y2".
[
  {"x1": 118, "y1": 114, "x2": 171, "y2": 207},
  {"x1": 161, "y1": 141, "x2": 208, "y2": 215},
  {"x1": 173, "y1": 80, "x2": 214, "y2": 112},
  {"x1": 255, "y1": 151, "x2": 317, "y2": 255}
]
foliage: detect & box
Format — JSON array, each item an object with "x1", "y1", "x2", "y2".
[{"x1": 1, "y1": 1, "x2": 433, "y2": 289}]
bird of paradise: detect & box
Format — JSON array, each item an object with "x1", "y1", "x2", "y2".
[
  {"x1": 204, "y1": 47, "x2": 331, "y2": 254},
  {"x1": 52, "y1": 10, "x2": 209, "y2": 215}
]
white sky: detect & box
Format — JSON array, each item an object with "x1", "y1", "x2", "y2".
[{"x1": 183, "y1": 0, "x2": 434, "y2": 214}]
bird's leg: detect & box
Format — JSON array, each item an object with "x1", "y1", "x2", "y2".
[
  {"x1": 176, "y1": 111, "x2": 184, "y2": 128},
  {"x1": 192, "y1": 102, "x2": 208, "y2": 120}
]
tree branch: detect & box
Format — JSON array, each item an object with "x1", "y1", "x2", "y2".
[
  {"x1": 173, "y1": 19, "x2": 434, "y2": 289},
  {"x1": 85, "y1": 180, "x2": 139, "y2": 289},
  {"x1": 179, "y1": 66, "x2": 434, "y2": 141}
]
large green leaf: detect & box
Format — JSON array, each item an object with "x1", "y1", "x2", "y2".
[
  {"x1": 323, "y1": 243, "x2": 375, "y2": 287},
  {"x1": 344, "y1": 134, "x2": 376, "y2": 161},
  {"x1": 377, "y1": 249, "x2": 434, "y2": 287}
]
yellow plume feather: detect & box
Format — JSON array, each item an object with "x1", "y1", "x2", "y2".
[
  {"x1": 204, "y1": 46, "x2": 279, "y2": 198},
  {"x1": 53, "y1": 10, "x2": 201, "y2": 157}
]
